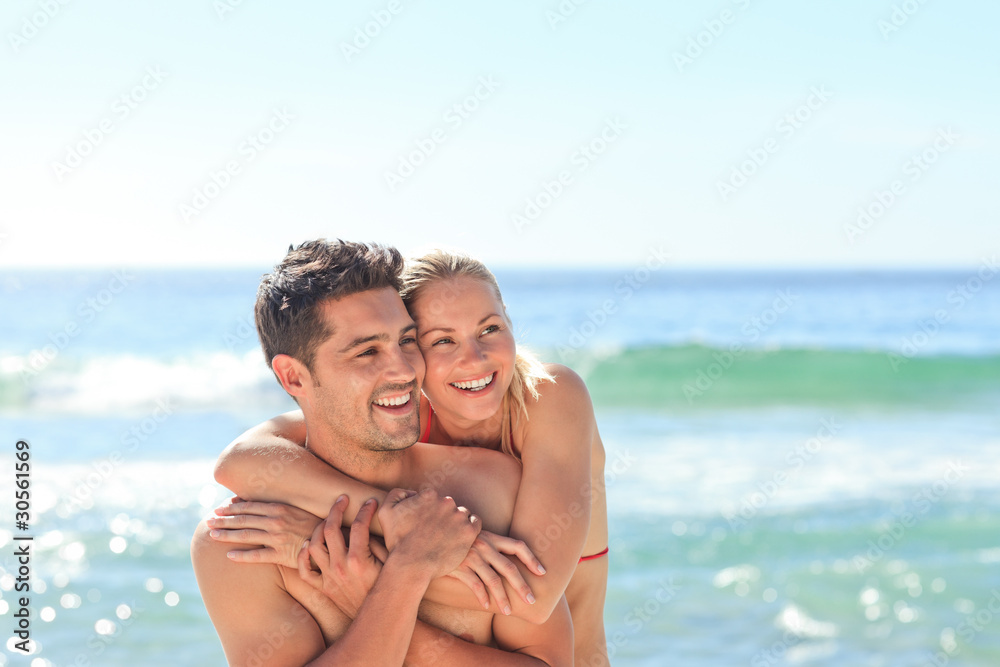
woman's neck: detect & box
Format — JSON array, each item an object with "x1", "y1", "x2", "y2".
[{"x1": 429, "y1": 400, "x2": 504, "y2": 450}]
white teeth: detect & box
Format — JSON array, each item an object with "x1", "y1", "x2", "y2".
[
  {"x1": 375, "y1": 393, "x2": 410, "y2": 407},
  {"x1": 450, "y1": 373, "x2": 494, "y2": 391}
]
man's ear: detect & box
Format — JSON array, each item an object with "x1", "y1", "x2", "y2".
[{"x1": 272, "y1": 354, "x2": 312, "y2": 399}]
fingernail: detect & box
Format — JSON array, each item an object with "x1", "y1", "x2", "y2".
[
  {"x1": 527, "y1": 593, "x2": 536, "y2": 604},
  {"x1": 337, "y1": 495, "x2": 348, "y2": 503},
  {"x1": 206, "y1": 518, "x2": 217, "y2": 527},
  {"x1": 503, "y1": 605, "x2": 511, "y2": 616},
  {"x1": 210, "y1": 530, "x2": 221, "y2": 538},
  {"x1": 538, "y1": 565, "x2": 546, "y2": 574},
  {"x1": 226, "y1": 551, "x2": 236, "y2": 559},
  {"x1": 301, "y1": 540, "x2": 309, "y2": 550},
  {"x1": 365, "y1": 499, "x2": 376, "y2": 506}
]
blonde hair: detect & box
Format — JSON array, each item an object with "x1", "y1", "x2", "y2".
[{"x1": 400, "y1": 249, "x2": 553, "y2": 461}]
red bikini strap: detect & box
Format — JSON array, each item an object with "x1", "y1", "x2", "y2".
[
  {"x1": 578, "y1": 547, "x2": 609, "y2": 563},
  {"x1": 420, "y1": 403, "x2": 434, "y2": 442}
]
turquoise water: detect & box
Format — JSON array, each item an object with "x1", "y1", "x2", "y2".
[{"x1": 1, "y1": 269, "x2": 999, "y2": 665}]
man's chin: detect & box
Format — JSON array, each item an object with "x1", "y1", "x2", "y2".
[
  {"x1": 369, "y1": 421, "x2": 420, "y2": 452},
  {"x1": 369, "y1": 437, "x2": 417, "y2": 454}
]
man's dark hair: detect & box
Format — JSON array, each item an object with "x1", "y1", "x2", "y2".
[{"x1": 255, "y1": 239, "x2": 404, "y2": 373}]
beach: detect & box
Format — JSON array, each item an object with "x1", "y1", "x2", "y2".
[{"x1": 2, "y1": 266, "x2": 999, "y2": 665}]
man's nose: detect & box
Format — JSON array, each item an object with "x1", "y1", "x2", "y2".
[{"x1": 383, "y1": 346, "x2": 418, "y2": 383}]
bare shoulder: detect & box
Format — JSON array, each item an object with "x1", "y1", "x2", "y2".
[
  {"x1": 543, "y1": 362, "x2": 587, "y2": 388},
  {"x1": 191, "y1": 519, "x2": 225, "y2": 572},
  {"x1": 528, "y1": 363, "x2": 595, "y2": 420},
  {"x1": 191, "y1": 520, "x2": 329, "y2": 664},
  {"x1": 191, "y1": 519, "x2": 282, "y2": 597},
  {"x1": 190, "y1": 520, "x2": 248, "y2": 622},
  {"x1": 509, "y1": 363, "x2": 598, "y2": 467}
]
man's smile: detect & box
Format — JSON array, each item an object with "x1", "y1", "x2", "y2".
[{"x1": 372, "y1": 387, "x2": 418, "y2": 415}]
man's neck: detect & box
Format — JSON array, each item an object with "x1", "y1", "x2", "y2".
[{"x1": 303, "y1": 421, "x2": 409, "y2": 489}]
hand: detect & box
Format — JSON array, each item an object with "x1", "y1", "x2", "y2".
[
  {"x1": 208, "y1": 496, "x2": 322, "y2": 569},
  {"x1": 447, "y1": 530, "x2": 546, "y2": 614},
  {"x1": 378, "y1": 488, "x2": 482, "y2": 580},
  {"x1": 297, "y1": 495, "x2": 389, "y2": 618}
]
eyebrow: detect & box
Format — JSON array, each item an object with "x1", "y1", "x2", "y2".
[
  {"x1": 339, "y1": 323, "x2": 416, "y2": 354},
  {"x1": 420, "y1": 313, "x2": 501, "y2": 337}
]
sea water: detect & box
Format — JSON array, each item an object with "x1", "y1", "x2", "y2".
[{"x1": 1, "y1": 267, "x2": 998, "y2": 665}]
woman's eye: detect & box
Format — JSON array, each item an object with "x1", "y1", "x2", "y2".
[
  {"x1": 432, "y1": 338, "x2": 452, "y2": 346},
  {"x1": 482, "y1": 325, "x2": 500, "y2": 335}
]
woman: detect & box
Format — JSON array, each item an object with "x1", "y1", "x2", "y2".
[{"x1": 211, "y1": 250, "x2": 609, "y2": 666}]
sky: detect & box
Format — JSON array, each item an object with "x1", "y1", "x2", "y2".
[{"x1": 1, "y1": 0, "x2": 997, "y2": 269}]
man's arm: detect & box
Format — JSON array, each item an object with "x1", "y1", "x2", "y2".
[
  {"x1": 214, "y1": 418, "x2": 544, "y2": 614},
  {"x1": 310, "y1": 557, "x2": 428, "y2": 666},
  {"x1": 298, "y1": 490, "x2": 571, "y2": 667},
  {"x1": 405, "y1": 618, "x2": 569, "y2": 667},
  {"x1": 319, "y1": 574, "x2": 571, "y2": 666},
  {"x1": 221, "y1": 371, "x2": 599, "y2": 628},
  {"x1": 193, "y1": 517, "x2": 450, "y2": 667}
]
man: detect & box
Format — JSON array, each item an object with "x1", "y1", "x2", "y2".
[{"x1": 191, "y1": 239, "x2": 573, "y2": 666}]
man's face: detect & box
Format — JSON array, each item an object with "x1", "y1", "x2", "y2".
[{"x1": 305, "y1": 287, "x2": 425, "y2": 454}]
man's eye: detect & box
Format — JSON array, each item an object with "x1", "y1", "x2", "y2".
[
  {"x1": 401, "y1": 337, "x2": 416, "y2": 346},
  {"x1": 357, "y1": 349, "x2": 375, "y2": 357}
]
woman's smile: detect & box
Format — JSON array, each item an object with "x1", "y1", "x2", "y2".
[{"x1": 449, "y1": 371, "x2": 496, "y2": 393}]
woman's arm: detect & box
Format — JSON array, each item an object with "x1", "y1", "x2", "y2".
[
  {"x1": 215, "y1": 410, "x2": 389, "y2": 533},
  {"x1": 492, "y1": 364, "x2": 597, "y2": 624},
  {"x1": 214, "y1": 365, "x2": 600, "y2": 625},
  {"x1": 419, "y1": 365, "x2": 598, "y2": 625},
  {"x1": 213, "y1": 411, "x2": 545, "y2": 612}
]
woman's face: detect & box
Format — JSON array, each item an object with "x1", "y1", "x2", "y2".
[{"x1": 410, "y1": 276, "x2": 516, "y2": 425}]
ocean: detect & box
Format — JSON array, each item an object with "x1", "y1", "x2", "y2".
[{"x1": 1, "y1": 266, "x2": 999, "y2": 666}]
